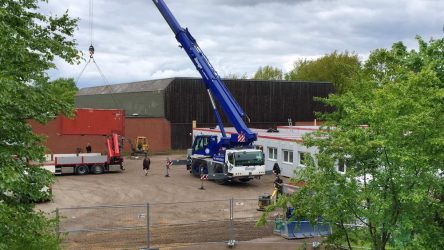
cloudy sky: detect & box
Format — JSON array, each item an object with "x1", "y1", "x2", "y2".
[{"x1": 42, "y1": 0, "x2": 444, "y2": 88}]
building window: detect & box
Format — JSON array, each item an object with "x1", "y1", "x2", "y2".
[
  {"x1": 268, "y1": 147, "x2": 277, "y2": 160},
  {"x1": 299, "y1": 152, "x2": 306, "y2": 165},
  {"x1": 283, "y1": 150, "x2": 293, "y2": 163},
  {"x1": 338, "y1": 158, "x2": 346, "y2": 173}
]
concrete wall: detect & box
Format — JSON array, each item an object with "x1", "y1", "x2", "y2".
[{"x1": 30, "y1": 117, "x2": 171, "y2": 154}]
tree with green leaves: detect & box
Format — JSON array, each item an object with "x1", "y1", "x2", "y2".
[
  {"x1": 285, "y1": 51, "x2": 361, "y2": 94},
  {"x1": 259, "y1": 36, "x2": 444, "y2": 250},
  {"x1": 252, "y1": 65, "x2": 283, "y2": 80},
  {"x1": 0, "y1": 0, "x2": 79, "y2": 248}
]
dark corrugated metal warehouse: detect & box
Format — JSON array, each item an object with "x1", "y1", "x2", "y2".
[{"x1": 75, "y1": 77, "x2": 334, "y2": 150}]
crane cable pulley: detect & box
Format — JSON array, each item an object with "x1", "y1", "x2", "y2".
[{"x1": 89, "y1": 45, "x2": 95, "y2": 58}]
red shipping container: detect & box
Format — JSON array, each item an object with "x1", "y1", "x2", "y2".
[{"x1": 61, "y1": 108, "x2": 125, "y2": 136}]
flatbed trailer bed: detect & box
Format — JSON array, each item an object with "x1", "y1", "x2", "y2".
[{"x1": 42, "y1": 153, "x2": 122, "y2": 175}]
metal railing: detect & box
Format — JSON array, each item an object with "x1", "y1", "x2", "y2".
[{"x1": 55, "y1": 198, "x2": 274, "y2": 249}]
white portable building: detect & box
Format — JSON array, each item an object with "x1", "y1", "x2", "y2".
[{"x1": 193, "y1": 126, "x2": 345, "y2": 178}]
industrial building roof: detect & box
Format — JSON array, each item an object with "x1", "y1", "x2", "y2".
[
  {"x1": 76, "y1": 78, "x2": 174, "y2": 96},
  {"x1": 76, "y1": 77, "x2": 332, "y2": 96}
]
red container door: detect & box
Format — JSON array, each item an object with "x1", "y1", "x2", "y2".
[{"x1": 61, "y1": 108, "x2": 125, "y2": 135}]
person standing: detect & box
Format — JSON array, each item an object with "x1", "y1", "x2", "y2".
[
  {"x1": 273, "y1": 174, "x2": 283, "y2": 200},
  {"x1": 143, "y1": 155, "x2": 151, "y2": 176},
  {"x1": 165, "y1": 157, "x2": 173, "y2": 177},
  {"x1": 272, "y1": 162, "x2": 281, "y2": 176},
  {"x1": 86, "y1": 143, "x2": 92, "y2": 153}
]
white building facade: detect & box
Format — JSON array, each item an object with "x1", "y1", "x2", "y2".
[{"x1": 193, "y1": 126, "x2": 345, "y2": 178}]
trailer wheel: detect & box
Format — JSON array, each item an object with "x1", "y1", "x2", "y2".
[
  {"x1": 76, "y1": 165, "x2": 89, "y2": 175},
  {"x1": 92, "y1": 165, "x2": 104, "y2": 174}
]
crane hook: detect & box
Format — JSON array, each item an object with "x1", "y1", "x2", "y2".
[{"x1": 89, "y1": 44, "x2": 95, "y2": 58}]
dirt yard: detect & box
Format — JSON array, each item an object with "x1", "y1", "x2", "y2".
[
  {"x1": 36, "y1": 154, "x2": 321, "y2": 249},
  {"x1": 37, "y1": 154, "x2": 278, "y2": 212}
]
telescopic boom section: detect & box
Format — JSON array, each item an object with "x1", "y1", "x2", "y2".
[
  {"x1": 106, "y1": 133, "x2": 120, "y2": 158},
  {"x1": 152, "y1": 0, "x2": 257, "y2": 144}
]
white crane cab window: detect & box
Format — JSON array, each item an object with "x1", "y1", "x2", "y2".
[
  {"x1": 228, "y1": 151, "x2": 264, "y2": 166},
  {"x1": 228, "y1": 153, "x2": 234, "y2": 165}
]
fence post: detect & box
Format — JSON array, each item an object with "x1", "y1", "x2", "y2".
[
  {"x1": 227, "y1": 198, "x2": 236, "y2": 247},
  {"x1": 146, "y1": 203, "x2": 150, "y2": 249},
  {"x1": 145, "y1": 203, "x2": 159, "y2": 250},
  {"x1": 55, "y1": 208, "x2": 60, "y2": 240}
]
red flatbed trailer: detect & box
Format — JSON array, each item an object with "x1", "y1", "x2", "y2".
[{"x1": 41, "y1": 133, "x2": 124, "y2": 175}]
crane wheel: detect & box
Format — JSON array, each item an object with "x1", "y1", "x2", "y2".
[
  {"x1": 199, "y1": 162, "x2": 208, "y2": 175},
  {"x1": 190, "y1": 160, "x2": 201, "y2": 176}
]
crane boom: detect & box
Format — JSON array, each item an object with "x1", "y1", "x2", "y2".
[
  {"x1": 151, "y1": 0, "x2": 265, "y2": 183},
  {"x1": 152, "y1": 0, "x2": 257, "y2": 144}
]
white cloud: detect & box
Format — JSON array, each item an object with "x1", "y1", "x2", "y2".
[
  {"x1": 151, "y1": 68, "x2": 199, "y2": 79},
  {"x1": 40, "y1": 0, "x2": 444, "y2": 88}
]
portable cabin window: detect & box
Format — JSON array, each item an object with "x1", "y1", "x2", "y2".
[
  {"x1": 298, "y1": 152, "x2": 306, "y2": 166},
  {"x1": 268, "y1": 147, "x2": 277, "y2": 160},
  {"x1": 283, "y1": 150, "x2": 293, "y2": 163}
]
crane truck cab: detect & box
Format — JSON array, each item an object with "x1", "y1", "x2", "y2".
[
  {"x1": 225, "y1": 148, "x2": 265, "y2": 180},
  {"x1": 187, "y1": 134, "x2": 265, "y2": 183}
]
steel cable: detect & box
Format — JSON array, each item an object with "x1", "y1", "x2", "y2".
[{"x1": 75, "y1": 0, "x2": 120, "y2": 109}]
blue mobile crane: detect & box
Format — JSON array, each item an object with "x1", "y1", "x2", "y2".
[{"x1": 152, "y1": 0, "x2": 266, "y2": 183}]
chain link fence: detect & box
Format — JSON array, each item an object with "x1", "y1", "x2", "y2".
[{"x1": 56, "y1": 198, "x2": 275, "y2": 249}]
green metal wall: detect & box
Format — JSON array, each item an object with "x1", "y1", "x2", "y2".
[{"x1": 75, "y1": 91, "x2": 165, "y2": 118}]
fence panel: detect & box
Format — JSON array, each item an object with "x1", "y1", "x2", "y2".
[
  {"x1": 61, "y1": 229, "x2": 147, "y2": 250},
  {"x1": 57, "y1": 199, "x2": 275, "y2": 249},
  {"x1": 149, "y1": 199, "x2": 230, "y2": 225},
  {"x1": 150, "y1": 199, "x2": 231, "y2": 245},
  {"x1": 58, "y1": 204, "x2": 148, "y2": 249},
  {"x1": 232, "y1": 198, "x2": 275, "y2": 241}
]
